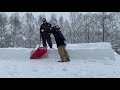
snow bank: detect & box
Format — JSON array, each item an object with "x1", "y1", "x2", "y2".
[
  {"x1": 0, "y1": 42, "x2": 119, "y2": 78},
  {"x1": 52, "y1": 42, "x2": 112, "y2": 49},
  {"x1": 0, "y1": 48, "x2": 31, "y2": 60},
  {"x1": 46, "y1": 42, "x2": 115, "y2": 60},
  {"x1": 0, "y1": 42, "x2": 115, "y2": 60}
]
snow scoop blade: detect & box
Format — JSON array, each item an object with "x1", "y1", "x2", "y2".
[{"x1": 30, "y1": 47, "x2": 47, "y2": 59}]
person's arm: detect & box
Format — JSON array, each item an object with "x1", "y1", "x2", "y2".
[
  {"x1": 49, "y1": 23, "x2": 52, "y2": 34},
  {"x1": 60, "y1": 32, "x2": 66, "y2": 42},
  {"x1": 48, "y1": 23, "x2": 52, "y2": 33},
  {"x1": 40, "y1": 25, "x2": 43, "y2": 37},
  {"x1": 40, "y1": 25, "x2": 42, "y2": 34},
  {"x1": 50, "y1": 23, "x2": 52, "y2": 29},
  {"x1": 56, "y1": 25, "x2": 60, "y2": 29},
  {"x1": 50, "y1": 27, "x2": 53, "y2": 33},
  {"x1": 57, "y1": 28, "x2": 66, "y2": 41},
  {"x1": 61, "y1": 34, "x2": 66, "y2": 41}
]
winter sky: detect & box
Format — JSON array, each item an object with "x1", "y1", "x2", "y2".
[
  {"x1": 4, "y1": 12, "x2": 70, "y2": 21},
  {"x1": 3, "y1": 12, "x2": 102, "y2": 21}
]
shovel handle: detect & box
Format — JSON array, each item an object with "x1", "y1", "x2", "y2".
[{"x1": 39, "y1": 34, "x2": 41, "y2": 47}]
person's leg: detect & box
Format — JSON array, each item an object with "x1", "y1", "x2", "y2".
[
  {"x1": 58, "y1": 45, "x2": 67, "y2": 62},
  {"x1": 46, "y1": 35, "x2": 52, "y2": 48},
  {"x1": 63, "y1": 45, "x2": 70, "y2": 61},
  {"x1": 41, "y1": 35, "x2": 47, "y2": 47}
]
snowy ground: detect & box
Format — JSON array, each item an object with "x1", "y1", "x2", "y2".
[{"x1": 0, "y1": 42, "x2": 120, "y2": 78}]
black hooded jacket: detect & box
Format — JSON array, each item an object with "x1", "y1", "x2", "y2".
[
  {"x1": 40, "y1": 22, "x2": 51, "y2": 36},
  {"x1": 50, "y1": 25, "x2": 66, "y2": 47}
]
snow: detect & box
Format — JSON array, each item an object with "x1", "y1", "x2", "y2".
[
  {"x1": 22, "y1": 36, "x2": 27, "y2": 40},
  {"x1": 46, "y1": 42, "x2": 115, "y2": 60},
  {"x1": 0, "y1": 42, "x2": 120, "y2": 78},
  {"x1": 0, "y1": 37, "x2": 5, "y2": 40}
]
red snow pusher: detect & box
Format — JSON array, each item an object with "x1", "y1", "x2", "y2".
[
  {"x1": 30, "y1": 46, "x2": 47, "y2": 59},
  {"x1": 30, "y1": 31, "x2": 48, "y2": 59}
]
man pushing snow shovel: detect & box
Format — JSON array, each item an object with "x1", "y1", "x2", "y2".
[
  {"x1": 30, "y1": 19, "x2": 50, "y2": 59},
  {"x1": 30, "y1": 33, "x2": 47, "y2": 59}
]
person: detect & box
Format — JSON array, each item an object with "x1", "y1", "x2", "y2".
[
  {"x1": 40, "y1": 18, "x2": 52, "y2": 48},
  {"x1": 50, "y1": 21, "x2": 70, "y2": 62}
]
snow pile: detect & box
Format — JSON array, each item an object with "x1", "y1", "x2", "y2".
[
  {"x1": 46, "y1": 42, "x2": 115, "y2": 60},
  {"x1": 0, "y1": 42, "x2": 119, "y2": 78},
  {"x1": 66, "y1": 42, "x2": 112, "y2": 49},
  {"x1": 0, "y1": 42, "x2": 115, "y2": 60},
  {"x1": 0, "y1": 48, "x2": 32, "y2": 60}
]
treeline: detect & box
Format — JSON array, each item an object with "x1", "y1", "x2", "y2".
[{"x1": 0, "y1": 12, "x2": 120, "y2": 50}]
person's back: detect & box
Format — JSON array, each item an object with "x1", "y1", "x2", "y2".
[{"x1": 50, "y1": 25, "x2": 66, "y2": 48}]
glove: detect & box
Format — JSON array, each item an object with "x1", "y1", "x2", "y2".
[{"x1": 41, "y1": 29, "x2": 44, "y2": 32}]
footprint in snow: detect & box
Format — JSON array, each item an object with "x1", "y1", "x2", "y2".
[{"x1": 62, "y1": 67, "x2": 68, "y2": 71}]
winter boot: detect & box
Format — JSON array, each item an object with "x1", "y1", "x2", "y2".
[{"x1": 66, "y1": 58, "x2": 70, "y2": 61}]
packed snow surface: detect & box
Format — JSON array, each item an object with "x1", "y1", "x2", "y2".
[{"x1": 0, "y1": 42, "x2": 119, "y2": 78}]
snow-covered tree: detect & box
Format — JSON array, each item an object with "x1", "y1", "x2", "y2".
[
  {"x1": 0, "y1": 13, "x2": 8, "y2": 47},
  {"x1": 9, "y1": 13, "x2": 22, "y2": 47},
  {"x1": 64, "y1": 20, "x2": 71, "y2": 43},
  {"x1": 23, "y1": 13, "x2": 36, "y2": 48},
  {"x1": 58, "y1": 16, "x2": 64, "y2": 34},
  {"x1": 70, "y1": 12, "x2": 80, "y2": 43},
  {"x1": 49, "y1": 13, "x2": 57, "y2": 24},
  {"x1": 34, "y1": 15, "x2": 45, "y2": 46}
]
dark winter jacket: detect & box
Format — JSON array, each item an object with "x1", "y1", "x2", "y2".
[
  {"x1": 40, "y1": 22, "x2": 52, "y2": 36},
  {"x1": 50, "y1": 25, "x2": 66, "y2": 48}
]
